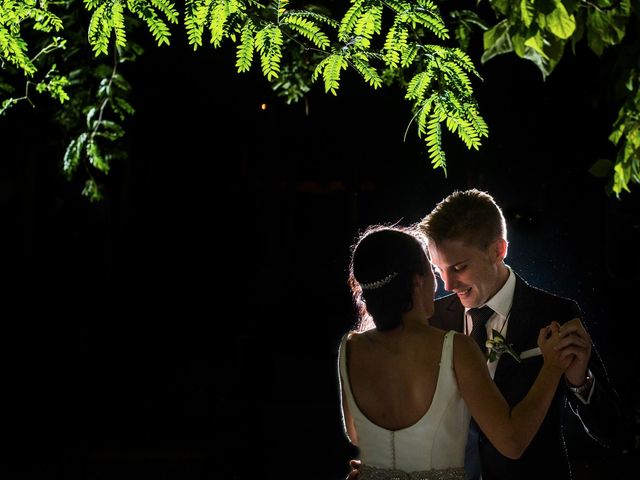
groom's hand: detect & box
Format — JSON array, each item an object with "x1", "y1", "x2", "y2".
[{"x1": 555, "y1": 318, "x2": 592, "y2": 386}]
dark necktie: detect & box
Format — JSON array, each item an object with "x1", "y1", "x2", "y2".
[
  {"x1": 468, "y1": 305, "x2": 494, "y2": 355},
  {"x1": 465, "y1": 305, "x2": 495, "y2": 480}
]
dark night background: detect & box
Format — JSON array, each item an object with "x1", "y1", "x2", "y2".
[{"x1": 2, "y1": 22, "x2": 639, "y2": 480}]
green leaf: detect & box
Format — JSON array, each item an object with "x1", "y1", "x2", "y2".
[
  {"x1": 236, "y1": 21, "x2": 255, "y2": 73},
  {"x1": 353, "y1": 5, "x2": 383, "y2": 47},
  {"x1": 339, "y1": 2, "x2": 364, "y2": 42},
  {"x1": 588, "y1": 158, "x2": 613, "y2": 178},
  {"x1": 208, "y1": 3, "x2": 228, "y2": 47},
  {"x1": 82, "y1": 179, "x2": 104, "y2": 202},
  {"x1": 516, "y1": 30, "x2": 564, "y2": 78},
  {"x1": 481, "y1": 20, "x2": 513, "y2": 63},
  {"x1": 63, "y1": 133, "x2": 86, "y2": 176},
  {"x1": 313, "y1": 54, "x2": 348, "y2": 95},
  {"x1": 586, "y1": 4, "x2": 629, "y2": 56},
  {"x1": 524, "y1": 34, "x2": 549, "y2": 59},
  {"x1": 520, "y1": 0, "x2": 535, "y2": 27},
  {"x1": 613, "y1": 162, "x2": 632, "y2": 195},
  {"x1": 283, "y1": 14, "x2": 330, "y2": 50},
  {"x1": 255, "y1": 24, "x2": 283, "y2": 81},
  {"x1": 87, "y1": 140, "x2": 110, "y2": 173},
  {"x1": 405, "y1": 71, "x2": 432, "y2": 102},
  {"x1": 351, "y1": 54, "x2": 382, "y2": 89},
  {"x1": 489, "y1": 0, "x2": 511, "y2": 16},
  {"x1": 545, "y1": 1, "x2": 575, "y2": 39},
  {"x1": 425, "y1": 114, "x2": 447, "y2": 173}
]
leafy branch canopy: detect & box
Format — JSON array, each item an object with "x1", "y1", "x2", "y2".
[{"x1": 0, "y1": 0, "x2": 638, "y2": 200}]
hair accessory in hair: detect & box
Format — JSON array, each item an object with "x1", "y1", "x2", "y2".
[{"x1": 360, "y1": 272, "x2": 398, "y2": 290}]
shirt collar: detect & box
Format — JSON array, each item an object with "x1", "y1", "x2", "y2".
[{"x1": 485, "y1": 265, "x2": 515, "y2": 317}]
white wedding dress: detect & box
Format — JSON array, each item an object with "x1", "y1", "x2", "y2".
[{"x1": 338, "y1": 330, "x2": 469, "y2": 480}]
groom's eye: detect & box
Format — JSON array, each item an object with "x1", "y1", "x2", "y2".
[{"x1": 453, "y1": 265, "x2": 467, "y2": 272}]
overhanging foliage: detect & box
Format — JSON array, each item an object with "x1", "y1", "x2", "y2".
[{"x1": 1, "y1": 0, "x2": 638, "y2": 200}]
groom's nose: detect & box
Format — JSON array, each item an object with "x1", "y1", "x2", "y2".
[{"x1": 441, "y1": 271, "x2": 455, "y2": 291}]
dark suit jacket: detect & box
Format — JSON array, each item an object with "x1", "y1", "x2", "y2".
[{"x1": 430, "y1": 272, "x2": 623, "y2": 480}]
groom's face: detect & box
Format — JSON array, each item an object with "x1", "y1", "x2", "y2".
[{"x1": 428, "y1": 238, "x2": 504, "y2": 308}]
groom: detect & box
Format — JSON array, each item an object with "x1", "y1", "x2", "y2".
[{"x1": 418, "y1": 189, "x2": 623, "y2": 480}]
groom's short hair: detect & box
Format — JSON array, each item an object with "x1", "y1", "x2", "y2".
[{"x1": 420, "y1": 189, "x2": 507, "y2": 250}]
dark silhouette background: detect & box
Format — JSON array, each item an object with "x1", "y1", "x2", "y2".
[{"x1": 2, "y1": 33, "x2": 639, "y2": 479}]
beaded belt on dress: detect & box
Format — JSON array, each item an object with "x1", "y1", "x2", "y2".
[{"x1": 358, "y1": 464, "x2": 467, "y2": 480}]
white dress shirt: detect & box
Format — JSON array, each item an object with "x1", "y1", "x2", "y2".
[{"x1": 464, "y1": 266, "x2": 516, "y2": 379}]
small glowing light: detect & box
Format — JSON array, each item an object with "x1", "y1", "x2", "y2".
[{"x1": 260, "y1": 103, "x2": 267, "y2": 111}]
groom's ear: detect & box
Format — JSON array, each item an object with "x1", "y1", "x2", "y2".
[{"x1": 491, "y1": 238, "x2": 508, "y2": 262}]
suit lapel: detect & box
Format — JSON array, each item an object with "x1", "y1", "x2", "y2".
[
  {"x1": 506, "y1": 274, "x2": 538, "y2": 351},
  {"x1": 433, "y1": 293, "x2": 465, "y2": 332},
  {"x1": 494, "y1": 274, "x2": 539, "y2": 383}
]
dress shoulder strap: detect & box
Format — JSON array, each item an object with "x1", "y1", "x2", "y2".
[
  {"x1": 441, "y1": 330, "x2": 457, "y2": 369},
  {"x1": 338, "y1": 332, "x2": 354, "y2": 399},
  {"x1": 337, "y1": 332, "x2": 357, "y2": 440}
]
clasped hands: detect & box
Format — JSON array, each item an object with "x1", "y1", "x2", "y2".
[{"x1": 539, "y1": 318, "x2": 592, "y2": 386}]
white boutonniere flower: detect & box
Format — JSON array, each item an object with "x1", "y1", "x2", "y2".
[{"x1": 485, "y1": 330, "x2": 521, "y2": 363}]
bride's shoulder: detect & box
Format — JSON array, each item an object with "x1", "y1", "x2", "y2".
[
  {"x1": 343, "y1": 329, "x2": 365, "y2": 345},
  {"x1": 451, "y1": 333, "x2": 489, "y2": 373},
  {"x1": 451, "y1": 332, "x2": 479, "y2": 352}
]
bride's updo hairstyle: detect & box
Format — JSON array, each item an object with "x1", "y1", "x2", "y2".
[{"x1": 348, "y1": 225, "x2": 428, "y2": 332}]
